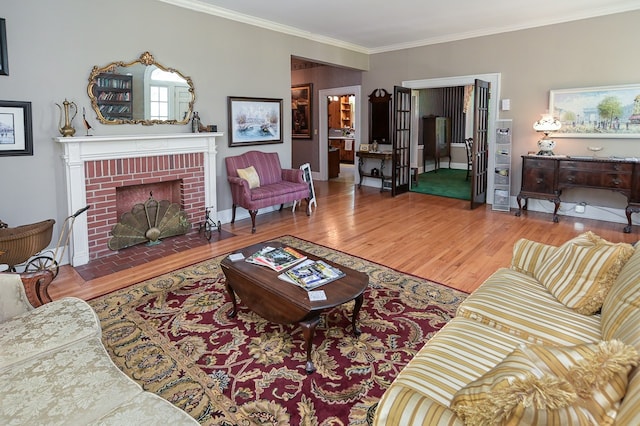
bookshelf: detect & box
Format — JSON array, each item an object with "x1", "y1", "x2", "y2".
[
  {"x1": 340, "y1": 97, "x2": 352, "y2": 128},
  {"x1": 93, "y1": 73, "x2": 133, "y2": 120}
]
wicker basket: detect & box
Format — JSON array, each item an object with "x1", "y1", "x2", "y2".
[{"x1": 0, "y1": 219, "x2": 55, "y2": 269}]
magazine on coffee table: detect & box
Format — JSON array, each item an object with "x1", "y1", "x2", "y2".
[
  {"x1": 278, "y1": 259, "x2": 346, "y2": 290},
  {"x1": 245, "y1": 246, "x2": 307, "y2": 272}
]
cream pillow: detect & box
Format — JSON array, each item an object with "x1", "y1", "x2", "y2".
[
  {"x1": 533, "y1": 232, "x2": 634, "y2": 315},
  {"x1": 236, "y1": 166, "x2": 260, "y2": 189},
  {"x1": 450, "y1": 340, "x2": 638, "y2": 426}
]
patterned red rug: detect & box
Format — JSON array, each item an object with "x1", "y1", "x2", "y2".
[{"x1": 89, "y1": 236, "x2": 467, "y2": 425}]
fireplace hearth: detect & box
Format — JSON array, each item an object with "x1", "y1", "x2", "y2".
[{"x1": 55, "y1": 133, "x2": 222, "y2": 266}]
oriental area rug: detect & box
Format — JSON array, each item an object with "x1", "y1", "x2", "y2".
[{"x1": 88, "y1": 236, "x2": 468, "y2": 425}]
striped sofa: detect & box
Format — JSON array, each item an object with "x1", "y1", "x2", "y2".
[{"x1": 374, "y1": 233, "x2": 640, "y2": 425}]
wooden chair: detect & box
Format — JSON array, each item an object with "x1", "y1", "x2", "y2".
[{"x1": 464, "y1": 138, "x2": 473, "y2": 180}]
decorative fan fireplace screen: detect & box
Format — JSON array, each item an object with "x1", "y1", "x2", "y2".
[{"x1": 108, "y1": 194, "x2": 190, "y2": 251}]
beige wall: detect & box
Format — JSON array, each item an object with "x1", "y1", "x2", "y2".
[
  {"x1": 1, "y1": 0, "x2": 638, "y2": 239},
  {"x1": 362, "y1": 11, "x2": 640, "y2": 212},
  {"x1": 0, "y1": 0, "x2": 367, "y2": 234}
]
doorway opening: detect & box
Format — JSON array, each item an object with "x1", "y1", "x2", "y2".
[
  {"x1": 404, "y1": 74, "x2": 500, "y2": 205},
  {"x1": 318, "y1": 86, "x2": 362, "y2": 182},
  {"x1": 411, "y1": 85, "x2": 473, "y2": 200},
  {"x1": 327, "y1": 94, "x2": 356, "y2": 184}
]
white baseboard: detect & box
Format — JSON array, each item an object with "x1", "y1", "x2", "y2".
[{"x1": 507, "y1": 196, "x2": 638, "y2": 228}]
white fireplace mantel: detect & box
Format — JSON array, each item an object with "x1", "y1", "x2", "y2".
[{"x1": 54, "y1": 133, "x2": 222, "y2": 266}]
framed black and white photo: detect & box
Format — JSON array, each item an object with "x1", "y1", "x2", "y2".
[
  {"x1": 0, "y1": 101, "x2": 33, "y2": 156},
  {"x1": 0, "y1": 18, "x2": 8, "y2": 76},
  {"x1": 227, "y1": 96, "x2": 283, "y2": 147}
]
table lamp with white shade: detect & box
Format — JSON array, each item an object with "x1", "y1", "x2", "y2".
[{"x1": 533, "y1": 114, "x2": 561, "y2": 155}]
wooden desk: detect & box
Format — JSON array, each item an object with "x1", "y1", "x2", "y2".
[
  {"x1": 356, "y1": 151, "x2": 393, "y2": 192},
  {"x1": 516, "y1": 155, "x2": 640, "y2": 233}
]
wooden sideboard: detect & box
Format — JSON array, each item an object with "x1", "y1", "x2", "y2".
[{"x1": 516, "y1": 155, "x2": 640, "y2": 233}]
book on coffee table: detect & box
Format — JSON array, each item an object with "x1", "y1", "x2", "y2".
[
  {"x1": 245, "y1": 246, "x2": 307, "y2": 272},
  {"x1": 278, "y1": 259, "x2": 346, "y2": 290}
]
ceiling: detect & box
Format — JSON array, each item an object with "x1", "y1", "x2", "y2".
[{"x1": 159, "y1": 0, "x2": 640, "y2": 53}]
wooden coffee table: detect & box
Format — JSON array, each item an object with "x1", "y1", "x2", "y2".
[{"x1": 220, "y1": 241, "x2": 369, "y2": 373}]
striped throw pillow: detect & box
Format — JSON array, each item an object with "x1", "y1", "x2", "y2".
[
  {"x1": 511, "y1": 238, "x2": 557, "y2": 276},
  {"x1": 533, "y1": 232, "x2": 634, "y2": 315},
  {"x1": 451, "y1": 340, "x2": 638, "y2": 425}
]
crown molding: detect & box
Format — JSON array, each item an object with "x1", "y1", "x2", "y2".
[
  {"x1": 370, "y1": 2, "x2": 640, "y2": 53},
  {"x1": 156, "y1": 0, "x2": 370, "y2": 54},
  {"x1": 158, "y1": 0, "x2": 640, "y2": 55}
]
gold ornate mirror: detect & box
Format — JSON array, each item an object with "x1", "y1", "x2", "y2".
[{"x1": 87, "y1": 52, "x2": 195, "y2": 125}]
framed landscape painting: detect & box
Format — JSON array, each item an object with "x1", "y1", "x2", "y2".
[
  {"x1": 550, "y1": 84, "x2": 640, "y2": 138},
  {"x1": 291, "y1": 83, "x2": 312, "y2": 139},
  {"x1": 0, "y1": 100, "x2": 33, "y2": 156},
  {"x1": 227, "y1": 96, "x2": 283, "y2": 147}
]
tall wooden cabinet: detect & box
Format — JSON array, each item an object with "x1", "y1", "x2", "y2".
[{"x1": 421, "y1": 116, "x2": 451, "y2": 172}]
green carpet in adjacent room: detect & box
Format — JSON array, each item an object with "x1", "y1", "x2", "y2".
[{"x1": 411, "y1": 168, "x2": 470, "y2": 200}]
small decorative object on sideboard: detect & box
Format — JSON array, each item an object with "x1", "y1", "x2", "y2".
[
  {"x1": 588, "y1": 146, "x2": 603, "y2": 157},
  {"x1": 56, "y1": 99, "x2": 77, "y2": 137}
]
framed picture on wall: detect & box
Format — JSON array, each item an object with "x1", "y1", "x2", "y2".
[
  {"x1": 291, "y1": 83, "x2": 312, "y2": 139},
  {"x1": 0, "y1": 100, "x2": 33, "y2": 156},
  {"x1": 0, "y1": 18, "x2": 7, "y2": 76},
  {"x1": 227, "y1": 96, "x2": 283, "y2": 147},
  {"x1": 550, "y1": 84, "x2": 640, "y2": 138}
]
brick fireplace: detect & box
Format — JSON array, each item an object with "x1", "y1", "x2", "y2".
[{"x1": 55, "y1": 133, "x2": 221, "y2": 266}]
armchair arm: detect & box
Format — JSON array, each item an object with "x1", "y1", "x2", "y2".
[
  {"x1": 0, "y1": 270, "x2": 53, "y2": 322},
  {"x1": 281, "y1": 168, "x2": 304, "y2": 184},
  {"x1": 227, "y1": 175, "x2": 252, "y2": 203},
  {"x1": 20, "y1": 270, "x2": 54, "y2": 308}
]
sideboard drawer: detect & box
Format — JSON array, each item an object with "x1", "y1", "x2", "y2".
[
  {"x1": 522, "y1": 167, "x2": 555, "y2": 194},
  {"x1": 559, "y1": 170, "x2": 632, "y2": 190},
  {"x1": 524, "y1": 157, "x2": 556, "y2": 170},
  {"x1": 561, "y1": 160, "x2": 633, "y2": 173}
]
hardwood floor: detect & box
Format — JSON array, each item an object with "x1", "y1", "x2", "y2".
[{"x1": 49, "y1": 180, "x2": 638, "y2": 301}]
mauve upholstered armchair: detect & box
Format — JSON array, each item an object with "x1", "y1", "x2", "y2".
[{"x1": 225, "y1": 151, "x2": 310, "y2": 233}]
